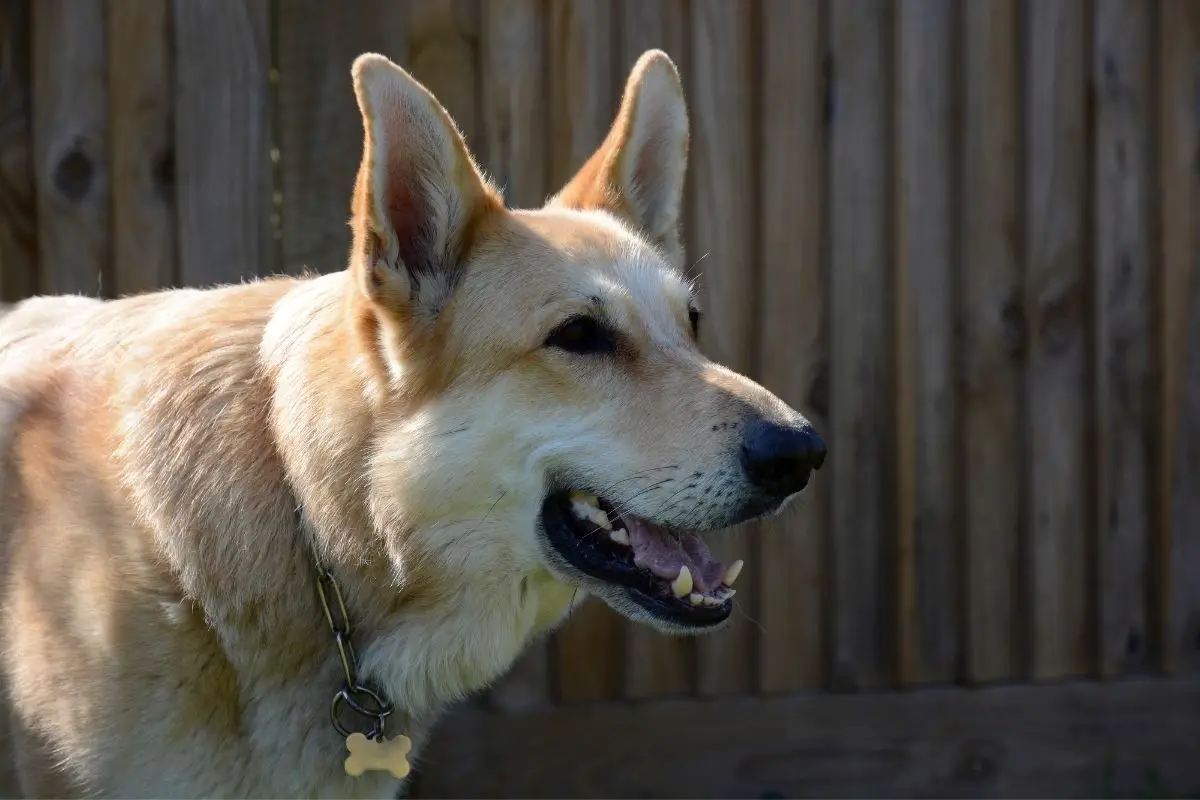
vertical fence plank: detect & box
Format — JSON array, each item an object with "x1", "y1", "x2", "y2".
[
  {"x1": 757, "y1": 0, "x2": 827, "y2": 694},
  {"x1": 1094, "y1": 0, "x2": 1154, "y2": 679},
  {"x1": 1024, "y1": 0, "x2": 1090, "y2": 680},
  {"x1": 620, "y1": 0, "x2": 684, "y2": 64},
  {"x1": 0, "y1": 0, "x2": 35, "y2": 302},
  {"x1": 1159, "y1": 0, "x2": 1200, "y2": 676},
  {"x1": 277, "y1": 0, "x2": 407, "y2": 276},
  {"x1": 479, "y1": 0, "x2": 552, "y2": 711},
  {"x1": 960, "y1": 0, "x2": 1023, "y2": 684},
  {"x1": 690, "y1": 0, "x2": 756, "y2": 697},
  {"x1": 617, "y1": 0, "x2": 695, "y2": 701},
  {"x1": 547, "y1": 0, "x2": 612, "y2": 190},
  {"x1": 32, "y1": 0, "x2": 108, "y2": 296},
  {"x1": 480, "y1": 0, "x2": 546, "y2": 212},
  {"x1": 174, "y1": 0, "x2": 273, "y2": 285},
  {"x1": 829, "y1": 0, "x2": 890, "y2": 691},
  {"x1": 109, "y1": 0, "x2": 177, "y2": 295},
  {"x1": 894, "y1": 0, "x2": 957, "y2": 686},
  {"x1": 547, "y1": 0, "x2": 624, "y2": 705},
  {"x1": 408, "y1": 1, "x2": 480, "y2": 153}
]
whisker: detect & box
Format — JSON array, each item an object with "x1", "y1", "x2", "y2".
[
  {"x1": 645, "y1": 483, "x2": 695, "y2": 522},
  {"x1": 594, "y1": 465, "x2": 679, "y2": 497},
  {"x1": 434, "y1": 424, "x2": 471, "y2": 438},
  {"x1": 733, "y1": 601, "x2": 767, "y2": 635},
  {"x1": 566, "y1": 588, "x2": 581, "y2": 622},
  {"x1": 579, "y1": 523, "x2": 611, "y2": 544},
  {"x1": 604, "y1": 477, "x2": 676, "y2": 519},
  {"x1": 429, "y1": 490, "x2": 509, "y2": 539},
  {"x1": 481, "y1": 490, "x2": 507, "y2": 523}
]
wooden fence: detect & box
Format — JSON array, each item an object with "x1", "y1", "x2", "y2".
[{"x1": 1, "y1": 0, "x2": 1199, "y2": 796}]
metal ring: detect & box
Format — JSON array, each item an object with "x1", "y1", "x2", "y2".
[{"x1": 330, "y1": 684, "x2": 394, "y2": 740}]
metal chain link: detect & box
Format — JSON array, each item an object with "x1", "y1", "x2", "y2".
[{"x1": 309, "y1": 530, "x2": 394, "y2": 741}]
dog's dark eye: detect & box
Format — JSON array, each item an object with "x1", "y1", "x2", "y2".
[
  {"x1": 545, "y1": 316, "x2": 616, "y2": 355},
  {"x1": 688, "y1": 305, "x2": 702, "y2": 338}
]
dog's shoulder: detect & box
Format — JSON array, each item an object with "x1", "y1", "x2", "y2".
[
  {"x1": 0, "y1": 295, "x2": 104, "y2": 466},
  {"x1": 0, "y1": 294, "x2": 103, "y2": 359}
]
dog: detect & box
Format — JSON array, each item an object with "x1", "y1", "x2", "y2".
[{"x1": 0, "y1": 50, "x2": 825, "y2": 798}]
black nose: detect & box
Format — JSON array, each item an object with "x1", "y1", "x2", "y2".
[{"x1": 740, "y1": 419, "x2": 827, "y2": 497}]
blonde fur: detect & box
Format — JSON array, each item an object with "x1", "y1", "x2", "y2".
[{"x1": 0, "y1": 51, "x2": 812, "y2": 798}]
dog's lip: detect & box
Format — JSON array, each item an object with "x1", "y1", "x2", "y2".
[{"x1": 537, "y1": 489, "x2": 738, "y2": 627}]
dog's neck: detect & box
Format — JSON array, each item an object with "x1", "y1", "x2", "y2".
[
  {"x1": 187, "y1": 494, "x2": 528, "y2": 795},
  {"x1": 254, "y1": 274, "x2": 554, "y2": 720}
]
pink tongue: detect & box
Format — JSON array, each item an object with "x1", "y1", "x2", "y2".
[{"x1": 625, "y1": 517, "x2": 726, "y2": 593}]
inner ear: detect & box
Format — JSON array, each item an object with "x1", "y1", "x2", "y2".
[
  {"x1": 349, "y1": 53, "x2": 502, "y2": 318},
  {"x1": 550, "y1": 50, "x2": 689, "y2": 264}
]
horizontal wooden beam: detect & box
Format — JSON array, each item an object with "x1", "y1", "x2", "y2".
[{"x1": 413, "y1": 678, "x2": 1200, "y2": 798}]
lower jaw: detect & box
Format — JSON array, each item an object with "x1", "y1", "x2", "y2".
[
  {"x1": 622, "y1": 585, "x2": 733, "y2": 629},
  {"x1": 550, "y1": 550, "x2": 735, "y2": 630}
]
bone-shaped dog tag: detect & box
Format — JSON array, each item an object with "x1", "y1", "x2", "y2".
[{"x1": 343, "y1": 732, "x2": 412, "y2": 779}]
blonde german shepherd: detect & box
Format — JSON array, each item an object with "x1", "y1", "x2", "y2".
[{"x1": 0, "y1": 51, "x2": 824, "y2": 798}]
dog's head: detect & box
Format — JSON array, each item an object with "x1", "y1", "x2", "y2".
[{"x1": 346, "y1": 51, "x2": 825, "y2": 635}]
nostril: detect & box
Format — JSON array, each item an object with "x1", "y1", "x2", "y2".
[
  {"x1": 805, "y1": 428, "x2": 828, "y2": 471},
  {"x1": 751, "y1": 454, "x2": 805, "y2": 484}
]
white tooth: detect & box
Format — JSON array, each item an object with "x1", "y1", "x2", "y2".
[
  {"x1": 723, "y1": 559, "x2": 744, "y2": 587},
  {"x1": 701, "y1": 595, "x2": 724, "y2": 607},
  {"x1": 689, "y1": 592, "x2": 704, "y2": 606},
  {"x1": 572, "y1": 498, "x2": 612, "y2": 531},
  {"x1": 671, "y1": 566, "x2": 693, "y2": 598},
  {"x1": 609, "y1": 528, "x2": 630, "y2": 546}
]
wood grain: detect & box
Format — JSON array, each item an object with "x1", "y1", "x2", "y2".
[
  {"x1": 959, "y1": 0, "x2": 1022, "y2": 684},
  {"x1": 0, "y1": 0, "x2": 35, "y2": 301},
  {"x1": 1023, "y1": 0, "x2": 1089, "y2": 680},
  {"x1": 615, "y1": 0, "x2": 695, "y2": 701},
  {"x1": 276, "y1": 0, "x2": 407, "y2": 275},
  {"x1": 407, "y1": 0, "x2": 480, "y2": 153},
  {"x1": 828, "y1": 0, "x2": 891, "y2": 691},
  {"x1": 415, "y1": 677, "x2": 1200, "y2": 799},
  {"x1": 173, "y1": 0, "x2": 273, "y2": 285},
  {"x1": 478, "y1": 0, "x2": 552, "y2": 711},
  {"x1": 1158, "y1": 0, "x2": 1200, "y2": 676},
  {"x1": 893, "y1": 0, "x2": 957, "y2": 686},
  {"x1": 619, "y1": 0, "x2": 684, "y2": 68},
  {"x1": 32, "y1": 0, "x2": 108, "y2": 296},
  {"x1": 547, "y1": 0, "x2": 613, "y2": 189},
  {"x1": 109, "y1": 0, "x2": 177, "y2": 295},
  {"x1": 1093, "y1": 0, "x2": 1154, "y2": 679},
  {"x1": 689, "y1": 0, "x2": 756, "y2": 697},
  {"x1": 757, "y1": 0, "x2": 827, "y2": 694},
  {"x1": 480, "y1": 0, "x2": 546, "y2": 210}
]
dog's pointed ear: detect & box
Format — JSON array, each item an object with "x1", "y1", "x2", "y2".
[
  {"x1": 551, "y1": 50, "x2": 689, "y2": 267},
  {"x1": 348, "y1": 53, "x2": 502, "y2": 317}
]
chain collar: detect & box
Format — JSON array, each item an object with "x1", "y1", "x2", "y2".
[{"x1": 302, "y1": 510, "x2": 396, "y2": 741}]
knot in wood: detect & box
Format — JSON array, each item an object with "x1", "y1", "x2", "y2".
[{"x1": 53, "y1": 145, "x2": 95, "y2": 202}]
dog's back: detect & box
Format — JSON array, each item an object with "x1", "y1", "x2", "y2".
[
  {"x1": 0, "y1": 295, "x2": 110, "y2": 798},
  {"x1": 0, "y1": 285, "x2": 339, "y2": 798}
]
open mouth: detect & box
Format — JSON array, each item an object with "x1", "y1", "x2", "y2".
[{"x1": 539, "y1": 490, "x2": 743, "y2": 629}]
